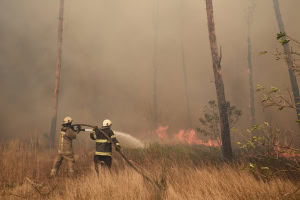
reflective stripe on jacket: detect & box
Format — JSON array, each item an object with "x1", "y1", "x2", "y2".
[
  {"x1": 90, "y1": 127, "x2": 120, "y2": 156},
  {"x1": 58, "y1": 126, "x2": 76, "y2": 154}
]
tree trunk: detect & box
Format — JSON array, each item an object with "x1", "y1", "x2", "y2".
[
  {"x1": 205, "y1": 0, "x2": 232, "y2": 160},
  {"x1": 247, "y1": 1, "x2": 256, "y2": 127},
  {"x1": 273, "y1": 0, "x2": 300, "y2": 120},
  {"x1": 152, "y1": 0, "x2": 158, "y2": 130},
  {"x1": 179, "y1": 0, "x2": 192, "y2": 128},
  {"x1": 248, "y1": 33, "x2": 256, "y2": 126},
  {"x1": 50, "y1": 0, "x2": 64, "y2": 148}
]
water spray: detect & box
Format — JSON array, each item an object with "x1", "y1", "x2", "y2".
[{"x1": 114, "y1": 131, "x2": 144, "y2": 148}]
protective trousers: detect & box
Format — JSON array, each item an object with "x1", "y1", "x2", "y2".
[
  {"x1": 94, "y1": 155, "x2": 112, "y2": 174},
  {"x1": 50, "y1": 153, "x2": 75, "y2": 177}
]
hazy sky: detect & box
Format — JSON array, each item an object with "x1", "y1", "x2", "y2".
[{"x1": 0, "y1": 0, "x2": 300, "y2": 140}]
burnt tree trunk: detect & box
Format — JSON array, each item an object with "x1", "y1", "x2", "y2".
[
  {"x1": 247, "y1": 1, "x2": 256, "y2": 127},
  {"x1": 50, "y1": 0, "x2": 64, "y2": 147},
  {"x1": 205, "y1": 0, "x2": 232, "y2": 160},
  {"x1": 152, "y1": 0, "x2": 158, "y2": 130},
  {"x1": 179, "y1": 0, "x2": 192, "y2": 128},
  {"x1": 273, "y1": 0, "x2": 300, "y2": 120}
]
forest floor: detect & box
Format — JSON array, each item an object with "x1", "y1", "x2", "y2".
[{"x1": 0, "y1": 140, "x2": 299, "y2": 200}]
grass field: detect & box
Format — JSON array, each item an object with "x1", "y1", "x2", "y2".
[{"x1": 0, "y1": 140, "x2": 299, "y2": 200}]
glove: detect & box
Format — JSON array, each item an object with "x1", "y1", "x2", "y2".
[
  {"x1": 76, "y1": 125, "x2": 81, "y2": 134},
  {"x1": 115, "y1": 145, "x2": 121, "y2": 151},
  {"x1": 93, "y1": 126, "x2": 98, "y2": 131}
]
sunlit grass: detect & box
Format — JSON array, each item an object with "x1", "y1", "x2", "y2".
[{"x1": 0, "y1": 140, "x2": 298, "y2": 200}]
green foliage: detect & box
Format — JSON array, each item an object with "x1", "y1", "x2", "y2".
[
  {"x1": 279, "y1": 39, "x2": 290, "y2": 45},
  {"x1": 259, "y1": 51, "x2": 268, "y2": 55},
  {"x1": 276, "y1": 32, "x2": 286, "y2": 40},
  {"x1": 246, "y1": 34, "x2": 300, "y2": 181},
  {"x1": 236, "y1": 122, "x2": 300, "y2": 180},
  {"x1": 277, "y1": 32, "x2": 290, "y2": 45},
  {"x1": 260, "y1": 33, "x2": 300, "y2": 76},
  {"x1": 197, "y1": 100, "x2": 242, "y2": 143},
  {"x1": 256, "y1": 85, "x2": 300, "y2": 120}
]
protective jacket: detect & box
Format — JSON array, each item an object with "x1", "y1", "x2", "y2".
[
  {"x1": 90, "y1": 127, "x2": 120, "y2": 156},
  {"x1": 58, "y1": 126, "x2": 77, "y2": 155}
]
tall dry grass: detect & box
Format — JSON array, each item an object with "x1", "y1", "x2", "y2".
[{"x1": 0, "y1": 140, "x2": 299, "y2": 200}]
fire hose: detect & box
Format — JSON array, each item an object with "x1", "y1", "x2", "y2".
[{"x1": 71, "y1": 124, "x2": 159, "y2": 188}]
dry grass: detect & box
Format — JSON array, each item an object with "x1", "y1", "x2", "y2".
[{"x1": 0, "y1": 140, "x2": 299, "y2": 200}]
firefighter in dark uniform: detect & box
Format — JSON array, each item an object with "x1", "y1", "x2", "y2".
[
  {"x1": 50, "y1": 117, "x2": 81, "y2": 177},
  {"x1": 90, "y1": 119, "x2": 121, "y2": 174}
]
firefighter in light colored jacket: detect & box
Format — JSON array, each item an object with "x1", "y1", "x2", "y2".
[
  {"x1": 90, "y1": 119, "x2": 121, "y2": 174},
  {"x1": 50, "y1": 117, "x2": 80, "y2": 177}
]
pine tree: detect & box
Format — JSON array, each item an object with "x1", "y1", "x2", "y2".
[
  {"x1": 50, "y1": 0, "x2": 65, "y2": 147},
  {"x1": 205, "y1": 0, "x2": 232, "y2": 160},
  {"x1": 273, "y1": 0, "x2": 300, "y2": 121}
]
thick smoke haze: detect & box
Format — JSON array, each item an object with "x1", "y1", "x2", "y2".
[{"x1": 0, "y1": 0, "x2": 300, "y2": 140}]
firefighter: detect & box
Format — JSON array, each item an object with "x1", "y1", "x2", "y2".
[
  {"x1": 90, "y1": 119, "x2": 121, "y2": 174},
  {"x1": 50, "y1": 117, "x2": 81, "y2": 177}
]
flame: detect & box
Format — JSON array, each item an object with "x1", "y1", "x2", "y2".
[
  {"x1": 154, "y1": 126, "x2": 299, "y2": 158},
  {"x1": 174, "y1": 129, "x2": 219, "y2": 147},
  {"x1": 155, "y1": 125, "x2": 169, "y2": 140},
  {"x1": 274, "y1": 141, "x2": 300, "y2": 158},
  {"x1": 155, "y1": 125, "x2": 220, "y2": 147}
]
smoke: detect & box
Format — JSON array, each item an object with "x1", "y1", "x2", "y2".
[{"x1": 1, "y1": 0, "x2": 300, "y2": 140}]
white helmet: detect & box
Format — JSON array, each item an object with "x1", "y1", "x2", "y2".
[
  {"x1": 102, "y1": 119, "x2": 112, "y2": 127},
  {"x1": 63, "y1": 117, "x2": 73, "y2": 124}
]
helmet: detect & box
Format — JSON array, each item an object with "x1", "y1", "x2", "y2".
[
  {"x1": 102, "y1": 119, "x2": 112, "y2": 127},
  {"x1": 63, "y1": 117, "x2": 73, "y2": 124}
]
